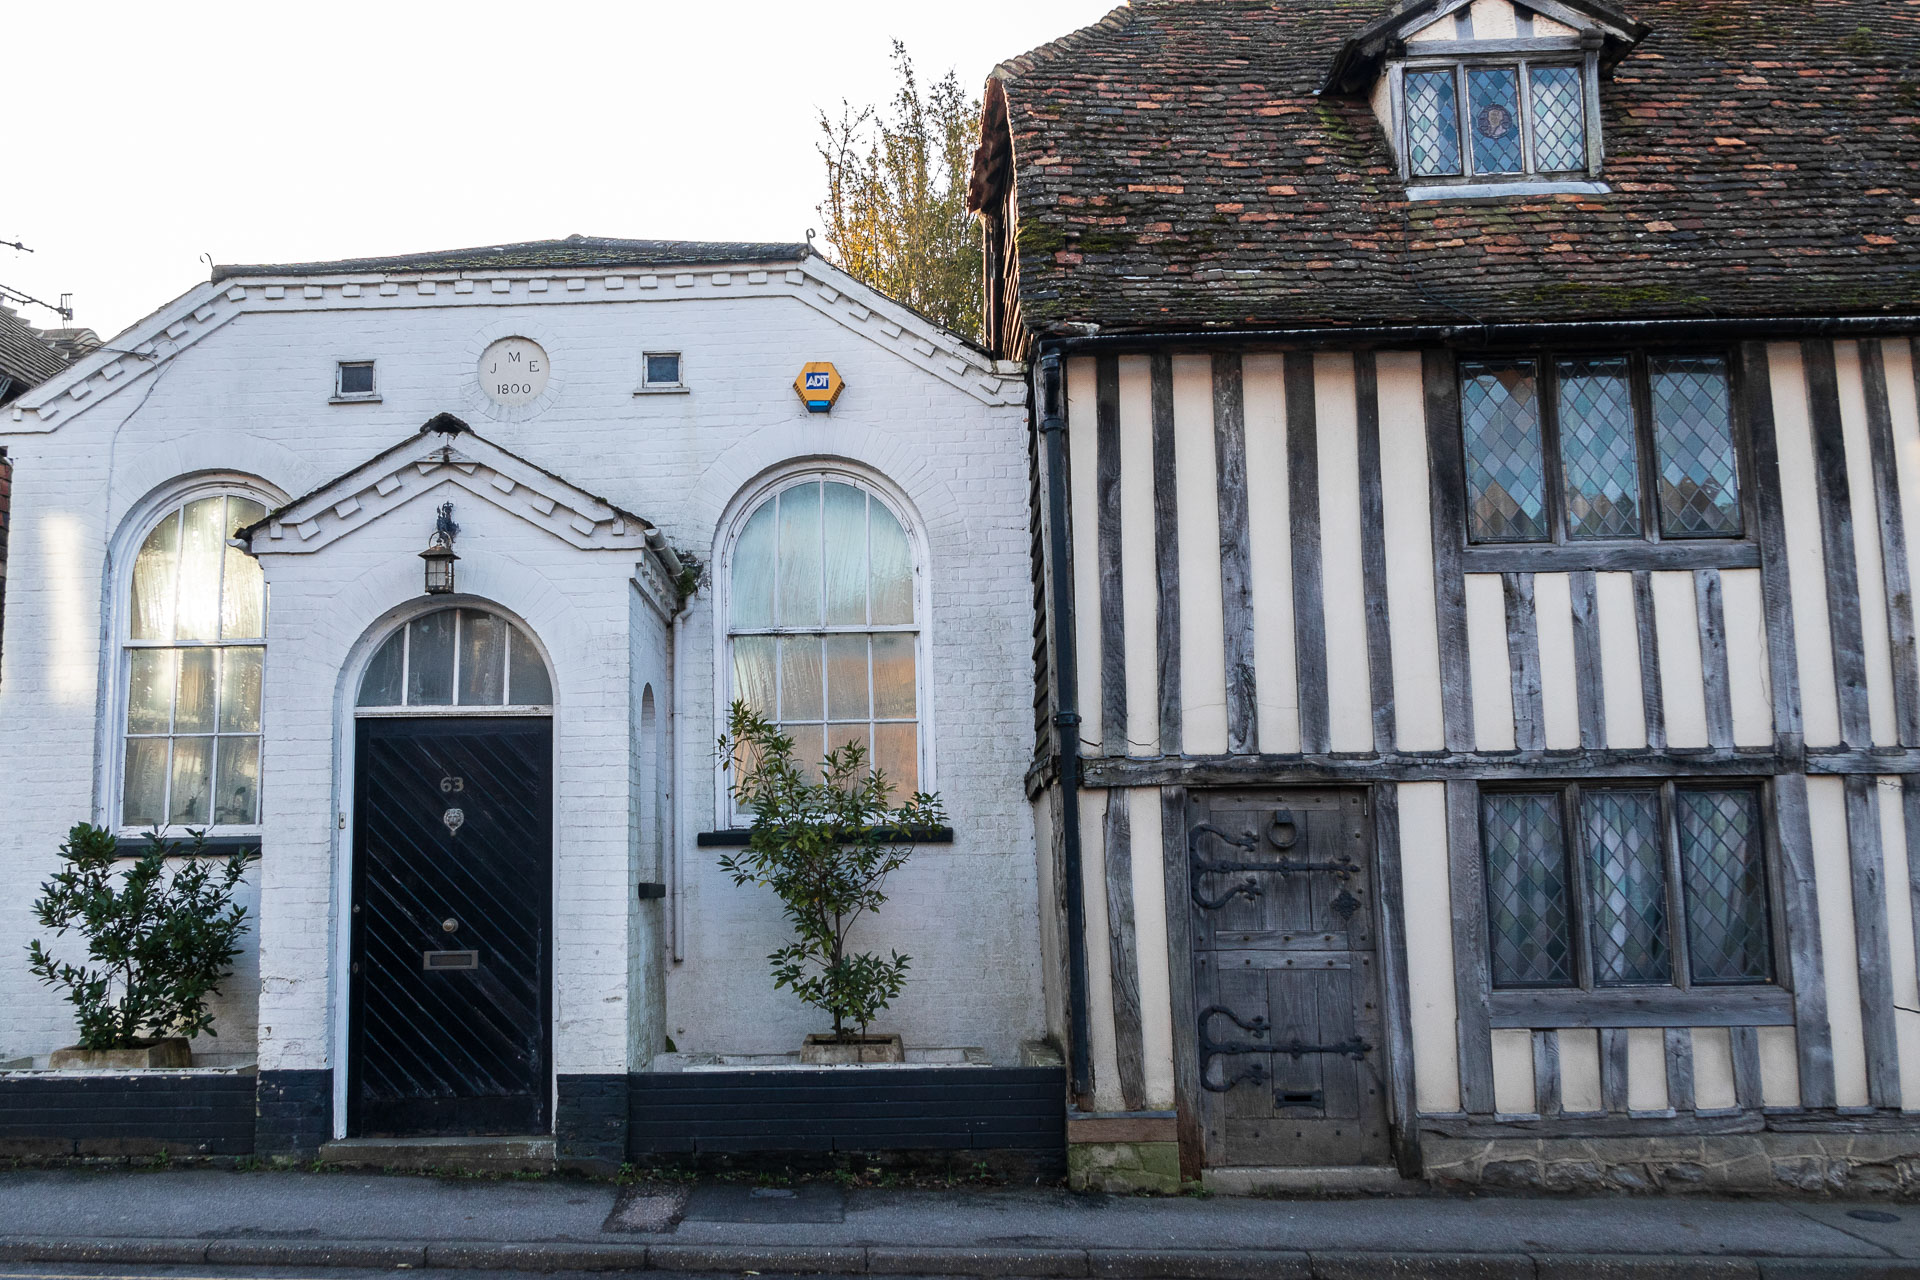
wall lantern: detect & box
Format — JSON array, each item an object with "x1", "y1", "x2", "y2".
[{"x1": 420, "y1": 502, "x2": 460, "y2": 595}]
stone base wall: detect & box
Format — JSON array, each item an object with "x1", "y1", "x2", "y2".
[
  {"x1": 1423, "y1": 1132, "x2": 1920, "y2": 1195},
  {"x1": 1068, "y1": 1141, "x2": 1181, "y2": 1193}
]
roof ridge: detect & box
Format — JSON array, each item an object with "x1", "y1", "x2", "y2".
[
  {"x1": 212, "y1": 236, "x2": 813, "y2": 280},
  {"x1": 990, "y1": 2, "x2": 1135, "y2": 82}
]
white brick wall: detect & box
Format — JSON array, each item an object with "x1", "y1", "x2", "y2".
[{"x1": 0, "y1": 267, "x2": 1043, "y2": 1079}]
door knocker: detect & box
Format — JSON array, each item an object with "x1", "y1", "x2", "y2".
[{"x1": 443, "y1": 808, "x2": 465, "y2": 836}]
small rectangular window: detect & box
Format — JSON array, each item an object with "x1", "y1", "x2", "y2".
[
  {"x1": 1465, "y1": 66, "x2": 1525, "y2": 175},
  {"x1": 1483, "y1": 783, "x2": 1774, "y2": 994},
  {"x1": 644, "y1": 352, "x2": 682, "y2": 387},
  {"x1": 336, "y1": 361, "x2": 376, "y2": 398},
  {"x1": 1651, "y1": 355, "x2": 1742, "y2": 537}
]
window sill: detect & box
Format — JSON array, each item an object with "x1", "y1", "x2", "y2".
[
  {"x1": 1460, "y1": 540, "x2": 1759, "y2": 573},
  {"x1": 329, "y1": 394, "x2": 382, "y2": 405},
  {"x1": 110, "y1": 833, "x2": 261, "y2": 861},
  {"x1": 1407, "y1": 179, "x2": 1609, "y2": 201},
  {"x1": 633, "y1": 386, "x2": 690, "y2": 396},
  {"x1": 696, "y1": 826, "x2": 955, "y2": 847},
  {"x1": 1490, "y1": 985, "x2": 1793, "y2": 1029}
]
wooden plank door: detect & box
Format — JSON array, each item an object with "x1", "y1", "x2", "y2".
[
  {"x1": 349, "y1": 716, "x2": 552, "y2": 1136},
  {"x1": 1188, "y1": 788, "x2": 1390, "y2": 1167}
]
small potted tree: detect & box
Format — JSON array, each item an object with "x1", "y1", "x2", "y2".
[
  {"x1": 27, "y1": 824, "x2": 256, "y2": 1069},
  {"x1": 719, "y1": 702, "x2": 944, "y2": 1063}
]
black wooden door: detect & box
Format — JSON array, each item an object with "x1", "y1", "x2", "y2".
[
  {"x1": 350, "y1": 716, "x2": 552, "y2": 1136},
  {"x1": 1188, "y1": 788, "x2": 1390, "y2": 1167}
]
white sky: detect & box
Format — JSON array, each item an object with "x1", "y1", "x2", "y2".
[{"x1": 3, "y1": 0, "x2": 1117, "y2": 341}]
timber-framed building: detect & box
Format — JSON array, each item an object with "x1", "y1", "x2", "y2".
[{"x1": 974, "y1": 0, "x2": 1920, "y2": 1192}]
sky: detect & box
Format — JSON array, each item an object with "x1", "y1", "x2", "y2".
[{"x1": 2, "y1": 0, "x2": 1117, "y2": 341}]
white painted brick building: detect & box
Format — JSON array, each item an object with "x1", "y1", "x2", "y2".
[{"x1": 0, "y1": 238, "x2": 1046, "y2": 1160}]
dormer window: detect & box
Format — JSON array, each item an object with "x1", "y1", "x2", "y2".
[
  {"x1": 1403, "y1": 60, "x2": 1590, "y2": 180},
  {"x1": 1329, "y1": 0, "x2": 1646, "y2": 201}
]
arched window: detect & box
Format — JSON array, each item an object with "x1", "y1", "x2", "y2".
[
  {"x1": 122, "y1": 491, "x2": 269, "y2": 830},
  {"x1": 725, "y1": 474, "x2": 922, "y2": 806},
  {"x1": 357, "y1": 607, "x2": 552, "y2": 710}
]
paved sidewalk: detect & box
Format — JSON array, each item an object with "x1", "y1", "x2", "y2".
[{"x1": 3, "y1": 1168, "x2": 1920, "y2": 1277}]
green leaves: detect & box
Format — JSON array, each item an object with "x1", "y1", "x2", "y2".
[
  {"x1": 718, "y1": 701, "x2": 943, "y2": 1038},
  {"x1": 816, "y1": 41, "x2": 984, "y2": 340},
  {"x1": 26, "y1": 824, "x2": 257, "y2": 1051}
]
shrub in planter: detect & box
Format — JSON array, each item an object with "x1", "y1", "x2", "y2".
[
  {"x1": 718, "y1": 702, "x2": 945, "y2": 1045},
  {"x1": 27, "y1": 824, "x2": 256, "y2": 1054}
]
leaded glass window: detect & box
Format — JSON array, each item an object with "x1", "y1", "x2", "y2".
[
  {"x1": 1395, "y1": 58, "x2": 1595, "y2": 184},
  {"x1": 1462, "y1": 361, "x2": 1547, "y2": 541},
  {"x1": 356, "y1": 608, "x2": 552, "y2": 710},
  {"x1": 1405, "y1": 70, "x2": 1462, "y2": 177},
  {"x1": 726, "y1": 475, "x2": 922, "y2": 811},
  {"x1": 1529, "y1": 65, "x2": 1587, "y2": 172},
  {"x1": 1557, "y1": 357, "x2": 1640, "y2": 539},
  {"x1": 122, "y1": 493, "x2": 268, "y2": 830},
  {"x1": 1652, "y1": 355, "x2": 1742, "y2": 538},
  {"x1": 1483, "y1": 783, "x2": 1774, "y2": 993},
  {"x1": 1466, "y1": 66, "x2": 1524, "y2": 175},
  {"x1": 1460, "y1": 351, "x2": 1742, "y2": 546}
]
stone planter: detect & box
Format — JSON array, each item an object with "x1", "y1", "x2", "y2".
[
  {"x1": 800, "y1": 1033, "x2": 904, "y2": 1064},
  {"x1": 48, "y1": 1038, "x2": 192, "y2": 1070}
]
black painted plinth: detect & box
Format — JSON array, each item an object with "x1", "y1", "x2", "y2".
[
  {"x1": 255, "y1": 1069, "x2": 331, "y2": 1159},
  {"x1": 0, "y1": 1070, "x2": 255, "y2": 1157},
  {"x1": 556, "y1": 1073, "x2": 629, "y2": 1173},
  {"x1": 628, "y1": 1066, "x2": 1066, "y2": 1176}
]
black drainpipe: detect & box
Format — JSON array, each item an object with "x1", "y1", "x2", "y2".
[{"x1": 1036, "y1": 343, "x2": 1093, "y2": 1102}]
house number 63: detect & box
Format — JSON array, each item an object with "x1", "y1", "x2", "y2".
[{"x1": 441, "y1": 777, "x2": 464, "y2": 793}]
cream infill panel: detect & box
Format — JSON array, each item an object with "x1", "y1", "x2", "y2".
[
  {"x1": 1808, "y1": 776, "x2": 1871, "y2": 1107},
  {"x1": 1174, "y1": 355, "x2": 1229, "y2": 754},
  {"x1": 1533, "y1": 572, "x2": 1579, "y2": 750},
  {"x1": 1651, "y1": 571, "x2": 1709, "y2": 749},
  {"x1": 1067, "y1": 358, "x2": 1104, "y2": 753},
  {"x1": 1758, "y1": 1026, "x2": 1801, "y2": 1108},
  {"x1": 1119, "y1": 357, "x2": 1159, "y2": 757},
  {"x1": 1559, "y1": 1029, "x2": 1602, "y2": 1113},
  {"x1": 1626, "y1": 1028, "x2": 1668, "y2": 1111},
  {"x1": 1491, "y1": 1029, "x2": 1534, "y2": 1114},
  {"x1": 1402, "y1": 781, "x2": 1462, "y2": 1113},
  {"x1": 1377, "y1": 351, "x2": 1445, "y2": 751},
  {"x1": 1465, "y1": 574, "x2": 1517, "y2": 752},
  {"x1": 1721, "y1": 569, "x2": 1774, "y2": 748},
  {"x1": 1771, "y1": 342, "x2": 1844, "y2": 747},
  {"x1": 1079, "y1": 788, "x2": 1123, "y2": 1113},
  {"x1": 1317, "y1": 353, "x2": 1373, "y2": 752},
  {"x1": 1244, "y1": 355, "x2": 1301, "y2": 753},
  {"x1": 1594, "y1": 572, "x2": 1647, "y2": 748},
  {"x1": 1692, "y1": 1027, "x2": 1737, "y2": 1110},
  {"x1": 1129, "y1": 788, "x2": 1176, "y2": 1110},
  {"x1": 1836, "y1": 342, "x2": 1900, "y2": 746},
  {"x1": 1875, "y1": 776, "x2": 1920, "y2": 1111}
]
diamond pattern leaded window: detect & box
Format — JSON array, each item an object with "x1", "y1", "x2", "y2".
[
  {"x1": 1460, "y1": 352, "x2": 1743, "y2": 545},
  {"x1": 1484, "y1": 784, "x2": 1775, "y2": 996},
  {"x1": 1583, "y1": 790, "x2": 1670, "y2": 985},
  {"x1": 1557, "y1": 357, "x2": 1640, "y2": 540},
  {"x1": 1677, "y1": 789, "x2": 1773, "y2": 983},
  {"x1": 1466, "y1": 66, "x2": 1525, "y2": 175},
  {"x1": 1528, "y1": 65, "x2": 1586, "y2": 172},
  {"x1": 1483, "y1": 792, "x2": 1575, "y2": 987},
  {"x1": 1405, "y1": 70, "x2": 1463, "y2": 177},
  {"x1": 1652, "y1": 356, "x2": 1742, "y2": 538},
  {"x1": 1462, "y1": 361, "x2": 1547, "y2": 542}
]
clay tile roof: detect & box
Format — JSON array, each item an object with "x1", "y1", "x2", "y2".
[
  {"x1": 213, "y1": 234, "x2": 812, "y2": 280},
  {"x1": 985, "y1": 0, "x2": 1920, "y2": 336}
]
